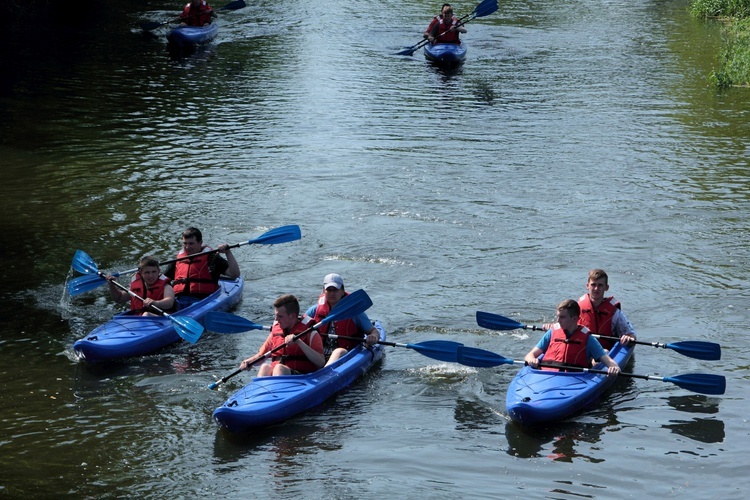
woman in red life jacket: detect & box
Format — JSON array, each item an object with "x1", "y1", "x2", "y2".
[
  {"x1": 303, "y1": 273, "x2": 379, "y2": 365},
  {"x1": 578, "y1": 269, "x2": 636, "y2": 350},
  {"x1": 426, "y1": 4, "x2": 466, "y2": 45},
  {"x1": 107, "y1": 256, "x2": 175, "y2": 316},
  {"x1": 524, "y1": 299, "x2": 621, "y2": 375},
  {"x1": 180, "y1": 0, "x2": 215, "y2": 27},
  {"x1": 239, "y1": 294, "x2": 325, "y2": 376},
  {"x1": 163, "y1": 227, "x2": 241, "y2": 304}
]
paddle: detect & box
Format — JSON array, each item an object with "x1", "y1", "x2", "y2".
[
  {"x1": 68, "y1": 225, "x2": 301, "y2": 296},
  {"x1": 204, "y1": 311, "x2": 470, "y2": 364},
  {"x1": 205, "y1": 311, "x2": 270, "y2": 333},
  {"x1": 207, "y1": 289, "x2": 373, "y2": 390},
  {"x1": 396, "y1": 0, "x2": 499, "y2": 56},
  {"x1": 75, "y1": 257, "x2": 204, "y2": 343},
  {"x1": 476, "y1": 311, "x2": 721, "y2": 361},
  {"x1": 449, "y1": 345, "x2": 726, "y2": 395},
  {"x1": 140, "y1": 0, "x2": 247, "y2": 31}
]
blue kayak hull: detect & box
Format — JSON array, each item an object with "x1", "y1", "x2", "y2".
[
  {"x1": 506, "y1": 342, "x2": 634, "y2": 426},
  {"x1": 73, "y1": 277, "x2": 243, "y2": 362},
  {"x1": 424, "y1": 42, "x2": 467, "y2": 64},
  {"x1": 213, "y1": 321, "x2": 386, "y2": 432},
  {"x1": 166, "y1": 23, "x2": 219, "y2": 47}
]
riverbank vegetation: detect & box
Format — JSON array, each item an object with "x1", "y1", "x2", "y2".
[{"x1": 692, "y1": 0, "x2": 750, "y2": 87}]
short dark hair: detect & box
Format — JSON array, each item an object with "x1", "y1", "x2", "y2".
[
  {"x1": 557, "y1": 299, "x2": 580, "y2": 318},
  {"x1": 138, "y1": 255, "x2": 160, "y2": 270},
  {"x1": 274, "y1": 294, "x2": 300, "y2": 316},
  {"x1": 182, "y1": 227, "x2": 203, "y2": 242}
]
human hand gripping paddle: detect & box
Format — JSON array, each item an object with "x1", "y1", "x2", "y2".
[
  {"x1": 475, "y1": 311, "x2": 722, "y2": 361},
  {"x1": 207, "y1": 289, "x2": 373, "y2": 390},
  {"x1": 72, "y1": 256, "x2": 204, "y2": 343},
  {"x1": 396, "y1": 0, "x2": 499, "y2": 56},
  {"x1": 139, "y1": 0, "x2": 247, "y2": 31},
  {"x1": 205, "y1": 310, "x2": 473, "y2": 364},
  {"x1": 67, "y1": 225, "x2": 301, "y2": 296}
]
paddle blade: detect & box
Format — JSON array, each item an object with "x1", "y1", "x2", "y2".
[
  {"x1": 170, "y1": 316, "x2": 204, "y2": 344},
  {"x1": 664, "y1": 373, "x2": 726, "y2": 395},
  {"x1": 140, "y1": 21, "x2": 165, "y2": 31},
  {"x1": 474, "y1": 0, "x2": 499, "y2": 18},
  {"x1": 208, "y1": 381, "x2": 219, "y2": 390},
  {"x1": 457, "y1": 345, "x2": 514, "y2": 367},
  {"x1": 67, "y1": 274, "x2": 107, "y2": 296},
  {"x1": 246, "y1": 225, "x2": 301, "y2": 245},
  {"x1": 397, "y1": 45, "x2": 419, "y2": 56},
  {"x1": 71, "y1": 250, "x2": 100, "y2": 275},
  {"x1": 476, "y1": 311, "x2": 523, "y2": 331},
  {"x1": 321, "y1": 289, "x2": 373, "y2": 325},
  {"x1": 667, "y1": 341, "x2": 721, "y2": 361},
  {"x1": 220, "y1": 0, "x2": 246, "y2": 10},
  {"x1": 205, "y1": 311, "x2": 265, "y2": 334},
  {"x1": 406, "y1": 340, "x2": 464, "y2": 363}
]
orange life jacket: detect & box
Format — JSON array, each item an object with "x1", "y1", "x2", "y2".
[
  {"x1": 578, "y1": 294, "x2": 621, "y2": 349},
  {"x1": 544, "y1": 323, "x2": 591, "y2": 370},
  {"x1": 309, "y1": 293, "x2": 362, "y2": 352},
  {"x1": 269, "y1": 321, "x2": 321, "y2": 374},
  {"x1": 171, "y1": 246, "x2": 218, "y2": 297},
  {"x1": 129, "y1": 274, "x2": 172, "y2": 314}
]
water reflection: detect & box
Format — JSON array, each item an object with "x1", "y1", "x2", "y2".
[{"x1": 662, "y1": 394, "x2": 725, "y2": 443}]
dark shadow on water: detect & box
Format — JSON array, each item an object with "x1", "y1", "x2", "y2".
[{"x1": 663, "y1": 394, "x2": 725, "y2": 443}]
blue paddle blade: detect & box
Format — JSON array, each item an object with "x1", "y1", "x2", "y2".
[
  {"x1": 220, "y1": 0, "x2": 246, "y2": 10},
  {"x1": 474, "y1": 0, "x2": 499, "y2": 18},
  {"x1": 205, "y1": 311, "x2": 264, "y2": 334},
  {"x1": 406, "y1": 340, "x2": 464, "y2": 363},
  {"x1": 476, "y1": 311, "x2": 524, "y2": 331},
  {"x1": 170, "y1": 315, "x2": 204, "y2": 344},
  {"x1": 666, "y1": 341, "x2": 721, "y2": 361},
  {"x1": 324, "y1": 289, "x2": 373, "y2": 324},
  {"x1": 71, "y1": 250, "x2": 100, "y2": 275},
  {"x1": 67, "y1": 274, "x2": 107, "y2": 296},
  {"x1": 457, "y1": 345, "x2": 514, "y2": 367},
  {"x1": 246, "y1": 225, "x2": 301, "y2": 245},
  {"x1": 664, "y1": 373, "x2": 726, "y2": 395}
]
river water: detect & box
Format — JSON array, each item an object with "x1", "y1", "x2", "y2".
[{"x1": 1, "y1": 0, "x2": 748, "y2": 497}]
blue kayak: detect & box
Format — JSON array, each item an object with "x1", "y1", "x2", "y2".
[
  {"x1": 505, "y1": 341, "x2": 635, "y2": 426},
  {"x1": 166, "y1": 23, "x2": 219, "y2": 48},
  {"x1": 73, "y1": 277, "x2": 243, "y2": 363},
  {"x1": 213, "y1": 320, "x2": 386, "y2": 432},
  {"x1": 424, "y1": 42, "x2": 467, "y2": 65}
]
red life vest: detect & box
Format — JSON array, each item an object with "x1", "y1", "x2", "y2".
[
  {"x1": 544, "y1": 323, "x2": 591, "y2": 370},
  {"x1": 129, "y1": 274, "x2": 172, "y2": 314},
  {"x1": 181, "y1": 1, "x2": 213, "y2": 26},
  {"x1": 578, "y1": 294, "x2": 621, "y2": 349},
  {"x1": 310, "y1": 293, "x2": 361, "y2": 351},
  {"x1": 171, "y1": 246, "x2": 218, "y2": 297},
  {"x1": 269, "y1": 321, "x2": 321, "y2": 374},
  {"x1": 434, "y1": 16, "x2": 461, "y2": 44}
]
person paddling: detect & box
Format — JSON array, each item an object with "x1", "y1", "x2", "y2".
[
  {"x1": 179, "y1": 0, "x2": 216, "y2": 27},
  {"x1": 424, "y1": 4, "x2": 466, "y2": 45},
  {"x1": 524, "y1": 299, "x2": 621, "y2": 375},
  {"x1": 107, "y1": 256, "x2": 176, "y2": 316}
]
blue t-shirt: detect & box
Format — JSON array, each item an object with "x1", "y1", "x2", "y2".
[
  {"x1": 535, "y1": 329, "x2": 606, "y2": 362},
  {"x1": 305, "y1": 304, "x2": 373, "y2": 333}
]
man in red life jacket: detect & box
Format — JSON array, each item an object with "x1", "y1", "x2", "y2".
[
  {"x1": 524, "y1": 299, "x2": 621, "y2": 375},
  {"x1": 424, "y1": 4, "x2": 466, "y2": 45},
  {"x1": 240, "y1": 294, "x2": 325, "y2": 376},
  {"x1": 180, "y1": 0, "x2": 215, "y2": 27},
  {"x1": 578, "y1": 269, "x2": 636, "y2": 350},
  {"x1": 303, "y1": 273, "x2": 379, "y2": 365},
  {"x1": 107, "y1": 256, "x2": 175, "y2": 316},
  {"x1": 163, "y1": 227, "x2": 241, "y2": 305}
]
